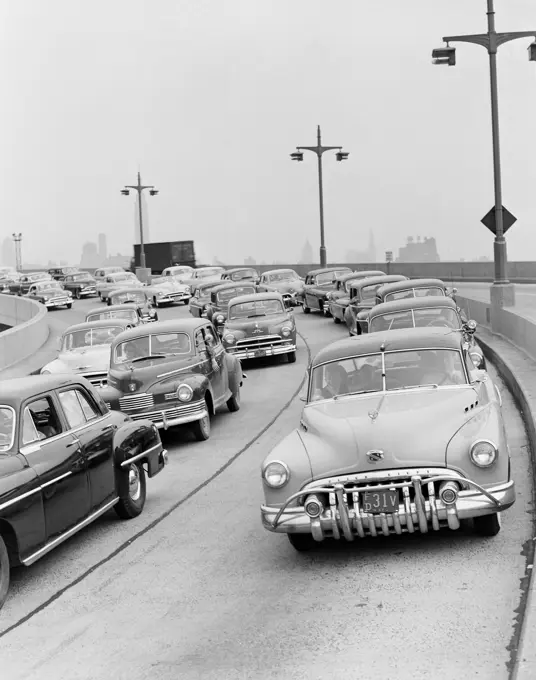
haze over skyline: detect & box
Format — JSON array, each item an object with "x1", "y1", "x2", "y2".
[{"x1": 2, "y1": 0, "x2": 536, "y2": 266}]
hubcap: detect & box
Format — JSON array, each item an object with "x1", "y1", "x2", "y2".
[{"x1": 128, "y1": 465, "x2": 141, "y2": 501}]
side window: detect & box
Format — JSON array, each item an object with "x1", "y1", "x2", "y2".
[
  {"x1": 58, "y1": 390, "x2": 86, "y2": 429},
  {"x1": 22, "y1": 408, "x2": 41, "y2": 445},
  {"x1": 203, "y1": 325, "x2": 220, "y2": 349},
  {"x1": 195, "y1": 330, "x2": 207, "y2": 355},
  {"x1": 76, "y1": 389, "x2": 101, "y2": 421},
  {"x1": 24, "y1": 397, "x2": 63, "y2": 442}
]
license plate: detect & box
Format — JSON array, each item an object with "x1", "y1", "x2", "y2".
[
  {"x1": 254, "y1": 349, "x2": 266, "y2": 357},
  {"x1": 362, "y1": 490, "x2": 399, "y2": 514}
]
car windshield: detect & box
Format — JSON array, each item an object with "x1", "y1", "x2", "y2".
[
  {"x1": 369, "y1": 308, "x2": 460, "y2": 332},
  {"x1": 315, "y1": 271, "x2": 346, "y2": 285},
  {"x1": 230, "y1": 270, "x2": 256, "y2": 281},
  {"x1": 0, "y1": 407, "x2": 15, "y2": 451},
  {"x1": 197, "y1": 268, "x2": 222, "y2": 278},
  {"x1": 217, "y1": 286, "x2": 256, "y2": 303},
  {"x1": 114, "y1": 332, "x2": 192, "y2": 364},
  {"x1": 72, "y1": 273, "x2": 92, "y2": 281},
  {"x1": 35, "y1": 282, "x2": 62, "y2": 291},
  {"x1": 268, "y1": 271, "x2": 298, "y2": 283},
  {"x1": 151, "y1": 277, "x2": 168, "y2": 285},
  {"x1": 30, "y1": 274, "x2": 49, "y2": 282},
  {"x1": 166, "y1": 268, "x2": 190, "y2": 276},
  {"x1": 87, "y1": 310, "x2": 137, "y2": 323},
  {"x1": 360, "y1": 282, "x2": 385, "y2": 302},
  {"x1": 62, "y1": 326, "x2": 124, "y2": 350},
  {"x1": 112, "y1": 291, "x2": 146, "y2": 304},
  {"x1": 384, "y1": 287, "x2": 445, "y2": 302},
  {"x1": 309, "y1": 348, "x2": 467, "y2": 401},
  {"x1": 229, "y1": 299, "x2": 284, "y2": 319},
  {"x1": 113, "y1": 273, "x2": 136, "y2": 282}
]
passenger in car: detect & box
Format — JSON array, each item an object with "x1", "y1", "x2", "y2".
[{"x1": 313, "y1": 363, "x2": 349, "y2": 400}]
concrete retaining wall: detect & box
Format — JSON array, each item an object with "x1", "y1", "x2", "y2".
[{"x1": 0, "y1": 294, "x2": 49, "y2": 371}]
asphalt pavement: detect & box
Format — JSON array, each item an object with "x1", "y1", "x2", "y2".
[
  {"x1": 456, "y1": 283, "x2": 536, "y2": 322},
  {"x1": 0, "y1": 301, "x2": 532, "y2": 680}
]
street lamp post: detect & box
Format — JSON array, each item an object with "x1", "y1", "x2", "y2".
[
  {"x1": 433, "y1": 0, "x2": 536, "y2": 307},
  {"x1": 12, "y1": 233, "x2": 22, "y2": 272},
  {"x1": 290, "y1": 126, "x2": 349, "y2": 268},
  {"x1": 121, "y1": 171, "x2": 159, "y2": 270}
]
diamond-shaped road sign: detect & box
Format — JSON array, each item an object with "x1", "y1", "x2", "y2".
[{"x1": 481, "y1": 206, "x2": 517, "y2": 235}]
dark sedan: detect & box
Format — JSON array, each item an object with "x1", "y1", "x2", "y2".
[
  {"x1": 300, "y1": 267, "x2": 352, "y2": 315},
  {"x1": 62, "y1": 272, "x2": 98, "y2": 299}
]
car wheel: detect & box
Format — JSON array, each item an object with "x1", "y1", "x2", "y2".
[
  {"x1": 0, "y1": 534, "x2": 10, "y2": 611},
  {"x1": 114, "y1": 462, "x2": 147, "y2": 519},
  {"x1": 333, "y1": 315, "x2": 341, "y2": 324},
  {"x1": 66, "y1": 303, "x2": 72, "y2": 309},
  {"x1": 322, "y1": 304, "x2": 331, "y2": 317},
  {"x1": 153, "y1": 297, "x2": 160, "y2": 308},
  {"x1": 191, "y1": 402, "x2": 211, "y2": 441},
  {"x1": 303, "y1": 304, "x2": 311, "y2": 314},
  {"x1": 473, "y1": 512, "x2": 501, "y2": 536},
  {"x1": 74, "y1": 289, "x2": 81, "y2": 299},
  {"x1": 288, "y1": 533, "x2": 316, "y2": 552},
  {"x1": 226, "y1": 387, "x2": 240, "y2": 412},
  {"x1": 287, "y1": 351, "x2": 296, "y2": 363}
]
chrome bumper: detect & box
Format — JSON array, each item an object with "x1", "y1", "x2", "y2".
[
  {"x1": 45, "y1": 298, "x2": 71, "y2": 307},
  {"x1": 157, "y1": 293, "x2": 189, "y2": 303},
  {"x1": 80, "y1": 288, "x2": 97, "y2": 296},
  {"x1": 124, "y1": 400, "x2": 208, "y2": 430},
  {"x1": 228, "y1": 343, "x2": 296, "y2": 360},
  {"x1": 261, "y1": 476, "x2": 515, "y2": 541}
]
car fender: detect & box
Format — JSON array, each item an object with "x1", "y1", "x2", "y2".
[
  {"x1": 261, "y1": 430, "x2": 314, "y2": 507},
  {"x1": 40, "y1": 358, "x2": 68, "y2": 374},
  {"x1": 171, "y1": 373, "x2": 215, "y2": 414},
  {"x1": 113, "y1": 419, "x2": 163, "y2": 494},
  {"x1": 225, "y1": 352, "x2": 243, "y2": 392}
]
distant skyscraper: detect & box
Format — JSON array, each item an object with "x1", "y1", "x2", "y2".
[
  {"x1": 1, "y1": 238, "x2": 15, "y2": 267},
  {"x1": 134, "y1": 194, "x2": 150, "y2": 245},
  {"x1": 98, "y1": 233, "x2": 107, "y2": 260},
  {"x1": 299, "y1": 239, "x2": 313, "y2": 264},
  {"x1": 80, "y1": 242, "x2": 101, "y2": 269}
]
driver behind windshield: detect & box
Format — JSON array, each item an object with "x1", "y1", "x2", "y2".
[
  {"x1": 312, "y1": 363, "x2": 349, "y2": 401},
  {"x1": 419, "y1": 351, "x2": 464, "y2": 386}
]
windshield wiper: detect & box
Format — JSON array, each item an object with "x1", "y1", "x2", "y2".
[
  {"x1": 333, "y1": 389, "x2": 379, "y2": 399},
  {"x1": 247, "y1": 313, "x2": 266, "y2": 318},
  {"x1": 130, "y1": 354, "x2": 167, "y2": 363},
  {"x1": 389, "y1": 384, "x2": 439, "y2": 391}
]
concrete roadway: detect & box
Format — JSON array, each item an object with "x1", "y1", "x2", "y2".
[
  {"x1": 0, "y1": 300, "x2": 533, "y2": 680},
  {"x1": 456, "y1": 282, "x2": 536, "y2": 322}
]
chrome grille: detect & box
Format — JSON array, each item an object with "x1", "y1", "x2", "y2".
[
  {"x1": 81, "y1": 371, "x2": 108, "y2": 387},
  {"x1": 129, "y1": 400, "x2": 205, "y2": 422},
  {"x1": 234, "y1": 335, "x2": 284, "y2": 349},
  {"x1": 119, "y1": 393, "x2": 154, "y2": 411},
  {"x1": 50, "y1": 297, "x2": 70, "y2": 304}
]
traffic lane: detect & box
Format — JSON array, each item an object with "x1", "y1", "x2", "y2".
[
  {"x1": 456, "y1": 283, "x2": 536, "y2": 321},
  {"x1": 0, "y1": 309, "x2": 321, "y2": 631},
  {"x1": 0, "y1": 364, "x2": 531, "y2": 679}
]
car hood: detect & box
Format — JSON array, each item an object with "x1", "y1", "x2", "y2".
[
  {"x1": 299, "y1": 387, "x2": 482, "y2": 478},
  {"x1": 46, "y1": 346, "x2": 111, "y2": 373},
  {"x1": 268, "y1": 281, "x2": 304, "y2": 293},
  {"x1": 150, "y1": 281, "x2": 188, "y2": 293},
  {"x1": 108, "y1": 357, "x2": 198, "y2": 393},
  {"x1": 30, "y1": 287, "x2": 66, "y2": 296},
  {"x1": 224, "y1": 312, "x2": 291, "y2": 334}
]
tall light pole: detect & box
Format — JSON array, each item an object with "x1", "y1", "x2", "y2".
[
  {"x1": 432, "y1": 0, "x2": 536, "y2": 307},
  {"x1": 121, "y1": 171, "x2": 159, "y2": 270},
  {"x1": 290, "y1": 126, "x2": 349, "y2": 268},
  {"x1": 12, "y1": 233, "x2": 22, "y2": 272}
]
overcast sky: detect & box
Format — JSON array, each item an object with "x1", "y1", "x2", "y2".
[{"x1": 2, "y1": 0, "x2": 536, "y2": 266}]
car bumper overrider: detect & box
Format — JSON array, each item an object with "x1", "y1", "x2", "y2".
[
  {"x1": 108, "y1": 394, "x2": 208, "y2": 430},
  {"x1": 261, "y1": 469, "x2": 515, "y2": 541},
  {"x1": 227, "y1": 338, "x2": 296, "y2": 360},
  {"x1": 79, "y1": 286, "x2": 97, "y2": 296},
  {"x1": 156, "y1": 292, "x2": 189, "y2": 303}
]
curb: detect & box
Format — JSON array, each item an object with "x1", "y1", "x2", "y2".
[{"x1": 475, "y1": 330, "x2": 536, "y2": 680}]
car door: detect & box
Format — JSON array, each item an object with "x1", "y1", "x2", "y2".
[
  {"x1": 57, "y1": 386, "x2": 117, "y2": 510},
  {"x1": 193, "y1": 327, "x2": 223, "y2": 401},
  {"x1": 20, "y1": 394, "x2": 90, "y2": 540},
  {"x1": 303, "y1": 276, "x2": 314, "y2": 307},
  {"x1": 203, "y1": 324, "x2": 228, "y2": 399}
]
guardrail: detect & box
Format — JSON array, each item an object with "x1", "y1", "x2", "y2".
[{"x1": 0, "y1": 294, "x2": 49, "y2": 372}]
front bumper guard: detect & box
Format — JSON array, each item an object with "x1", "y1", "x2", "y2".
[
  {"x1": 228, "y1": 343, "x2": 296, "y2": 360},
  {"x1": 261, "y1": 475, "x2": 515, "y2": 541}
]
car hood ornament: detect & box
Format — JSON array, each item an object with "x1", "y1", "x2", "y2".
[
  {"x1": 366, "y1": 449, "x2": 384, "y2": 463},
  {"x1": 368, "y1": 409, "x2": 379, "y2": 422}
]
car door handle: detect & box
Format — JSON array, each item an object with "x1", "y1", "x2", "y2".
[{"x1": 66, "y1": 439, "x2": 81, "y2": 449}]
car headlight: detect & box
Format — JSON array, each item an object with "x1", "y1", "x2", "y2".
[
  {"x1": 40, "y1": 369, "x2": 51, "y2": 374},
  {"x1": 184, "y1": 286, "x2": 191, "y2": 293},
  {"x1": 470, "y1": 352, "x2": 483, "y2": 368},
  {"x1": 224, "y1": 333, "x2": 235, "y2": 344},
  {"x1": 262, "y1": 460, "x2": 290, "y2": 488},
  {"x1": 66, "y1": 291, "x2": 73, "y2": 297},
  {"x1": 177, "y1": 383, "x2": 193, "y2": 402},
  {"x1": 215, "y1": 314, "x2": 225, "y2": 324},
  {"x1": 470, "y1": 440, "x2": 497, "y2": 467},
  {"x1": 281, "y1": 326, "x2": 293, "y2": 337},
  {"x1": 157, "y1": 291, "x2": 165, "y2": 297}
]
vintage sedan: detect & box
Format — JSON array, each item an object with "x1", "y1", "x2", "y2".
[
  {"x1": 62, "y1": 272, "x2": 97, "y2": 299},
  {"x1": 93, "y1": 266, "x2": 125, "y2": 281},
  {"x1": 97, "y1": 272, "x2": 143, "y2": 302},
  {"x1": 188, "y1": 280, "x2": 224, "y2": 318},
  {"x1": 41, "y1": 319, "x2": 132, "y2": 387},
  {"x1": 375, "y1": 278, "x2": 450, "y2": 305},
  {"x1": 327, "y1": 271, "x2": 386, "y2": 323},
  {"x1": 0, "y1": 374, "x2": 167, "y2": 610},
  {"x1": 260, "y1": 327, "x2": 514, "y2": 551},
  {"x1": 162, "y1": 265, "x2": 194, "y2": 280},
  {"x1": 25, "y1": 280, "x2": 73, "y2": 309},
  {"x1": 301, "y1": 267, "x2": 352, "y2": 315},
  {"x1": 205, "y1": 282, "x2": 258, "y2": 334},
  {"x1": 9, "y1": 272, "x2": 53, "y2": 296},
  {"x1": 108, "y1": 287, "x2": 158, "y2": 322},
  {"x1": 48, "y1": 266, "x2": 80, "y2": 281},
  {"x1": 85, "y1": 304, "x2": 147, "y2": 327},
  {"x1": 181, "y1": 267, "x2": 225, "y2": 294},
  {"x1": 366, "y1": 296, "x2": 486, "y2": 369},
  {"x1": 147, "y1": 275, "x2": 191, "y2": 307},
  {"x1": 221, "y1": 292, "x2": 297, "y2": 363},
  {"x1": 220, "y1": 267, "x2": 260, "y2": 284},
  {"x1": 256, "y1": 269, "x2": 305, "y2": 306},
  {"x1": 344, "y1": 275, "x2": 407, "y2": 336},
  {"x1": 99, "y1": 319, "x2": 243, "y2": 441}
]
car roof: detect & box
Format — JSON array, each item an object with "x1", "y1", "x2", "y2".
[
  {"x1": 211, "y1": 281, "x2": 257, "y2": 293},
  {"x1": 195, "y1": 266, "x2": 224, "y2": 272},
  {"x1": 62, "y1": 319, "x2": 132, "y2": 334},
  {"x1": 312, "y1": 327, "x2": 464, "y2": 366},
  {"x1": 334, "y1": 271, "x2": 359, "y2": 282},
  {"x1": 262, "y1": 268, "x2": 298, "y2": 276},
  {"x1": 228, "y1": 291, "x2": 284, "y2": 306},
  {"x1": 376, "y1": 278, "x2": 447, "y2": 295},
  {"x1": 223, "y1": 267, "x2": 257, "y2": 274},
  {"x1": 307, "y1": 267, "x2": 352, "y2": 276},
  {"x1": 110, "y1": 317, "x2": 207, "y2": 343},
  {"x1": 369, "y1": 296, "x2": 459, "y2": 318},
  {"x1": 109, "y1": 286, "x2": 148, "y2": 296},
  {"x1": 196, "y1": 281, "x2": 223, "y2": 292},
  {"x1": 350, "y1": 274, "x2": 407, "y2": 292},
  {"x1": 87, "y1": 304, "x2": 138, "y2": 315},
  {"x1": 346, "y1": 270, "x2": 386, "y2": 281},
  {"x1": 0, "y1": 374, "x2": 92, "y2": 405}
]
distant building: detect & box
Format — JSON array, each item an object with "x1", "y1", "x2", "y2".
[
  {"x1": 299, "y1": 240, "x2": 313, "y2": 264},
  {"x1": 397, "y1": 236, "x2": 440, "y2": 263},
  {"x1": 244, "y1": 256, "x2": 256, "y2": 266},
  {"x1": 345, "y1": 230, "x2": 376, "y2": 263},
  {"x1": 104, "y1": 253, "x2": 131, "y2": 269},
  {"x1": 80, "y1": 242, "x2": 101, "y2": 269},
  {"x1": 134, "y1": 194, "x2": 150, "y2": 244},
  {"x1": 1, "y1": 238, "x2": 15, "y2": 268},
  {"x1": 98, "y1": 233, "x2": 108, "y2": 261}
]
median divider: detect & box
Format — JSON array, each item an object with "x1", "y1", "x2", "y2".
[{"x1": 0, "y1": 294, "x2": 49, "y2": 375}]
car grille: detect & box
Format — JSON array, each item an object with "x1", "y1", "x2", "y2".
[
  {"x1": 128, "y1": 401, "x2": 206, "y2": 422},
  {"x1": 119, "y1": 393, "x2": 154, "y2": 411},
  {"x1": 81, "y1": 371, "x2": 108, "y2": 387},
  {"x1": 234, "y1": 335, "x2": 284, "y2": 349},
  {"x1": 49, "y1": 297, "x2": 70, "y2": 304}
]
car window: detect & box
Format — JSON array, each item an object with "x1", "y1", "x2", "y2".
[
  {"x1": 195, "y1": 329, "x2": 207, "y2": 355},
  {"x1": 203, "y1": 325, "x2": 220, "y2": 349},
  {"x1": 58, "y1": 390, "x2": 87, "y2": 429},
  {"x1": 23, "y1": 397, "x2": 63, "y2": 443},
  {"x1": 0, "y1": 407, "x2": 15, "y2": 451}
]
